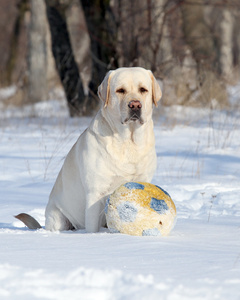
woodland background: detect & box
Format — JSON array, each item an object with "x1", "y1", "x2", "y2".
[{"x1": 0, "y1": 0, "x2": 240, "y2": 117}]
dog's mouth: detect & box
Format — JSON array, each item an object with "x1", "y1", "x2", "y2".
[{"x1": 122, "y1": 113, "x2": 144, "y2": 125}]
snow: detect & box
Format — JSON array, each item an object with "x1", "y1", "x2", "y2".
[{"x1": 0, "y1": 97, "x2": 240, "y2": 299}]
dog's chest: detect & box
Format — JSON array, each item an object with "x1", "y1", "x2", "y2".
[{"x1": 106, "y1": 139, "x2": 155, "y2": 176}]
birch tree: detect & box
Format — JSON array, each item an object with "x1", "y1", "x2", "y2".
[
  {"x1": 28, "y1": 0, "x2": 47, "y2": 103},
  {"x1": 220, "y1": 8, "x2": 234, "y2": 81}
]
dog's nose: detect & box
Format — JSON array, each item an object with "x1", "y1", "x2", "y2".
[{"x1": 128, "y1": 100, "x2": 142, "y2": 111}]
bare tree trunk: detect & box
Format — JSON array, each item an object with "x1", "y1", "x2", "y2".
[
  {"x1": 65, "y1": 0, "x2": 91, "y2": 97},
  {"x1": 0, "y1": 0, "x2": 30, "y2": 107},
  {"x1": 180, "y1": 0, "x2": 228, "y2": 107},
  {"x1": 235, "y1": 18, "x2": 240, "y2": 76},
  {"x1": 45, "y1": 0, "x2": 86, "y2": 117},
  {"x1": 113, "y1": 0, "x2": 146, "y2": 68},
  {"x1": 148, "y1": 0, "x2": 173, "y2": 75},
  {"x1": 28, "y1": 0, "x2": 47, "y2": 103},
  {"x1": 112, "y1": 0, "x2": 173, "y2": 76},
  {"x1": 46, "y1": 15, "x2": 61, "y2": 89},
  {"x1": 181, "y1": 0, "x2": 216, "y2": 70},
  {"x1": 0, "y1": 0, "x2": 28, "y2": 88},
  {"x1": 220, "y1": 8, "x2": 234, "y2": 81},
  {"x1": 80, "y1": 0, "x2": 118, "y2": 104}
]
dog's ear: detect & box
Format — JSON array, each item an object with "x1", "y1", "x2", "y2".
[
  {"x1": 148, "y1": 71, "x2": 162, "y2": 106},
  {"x1": 98, "y1": 70, "x2": 115, "y2": 107}
]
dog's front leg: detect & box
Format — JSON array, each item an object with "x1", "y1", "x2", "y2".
[{"x1": 85, "y1": 194, "x2": 105, "y2": 233}]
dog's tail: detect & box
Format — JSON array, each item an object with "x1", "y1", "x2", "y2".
[{"x1": 15, "y1": 213, "x2": 42, "y2": 229}]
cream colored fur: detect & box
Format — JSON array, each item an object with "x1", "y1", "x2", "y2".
[{"x1": 44, "y1": 67, "x2": 161, "y2": 232}]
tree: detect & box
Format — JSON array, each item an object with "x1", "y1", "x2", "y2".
[
  {"x1": 46, "y1": 0, "x2": 86, "y2": 117},
  {"x1": 1, "y1": 0, "x2": 240, "y2": 113},
  {"x1": 0, "y1": 0, "x2": 29, "y2": 105},
  {"x1": 157, "y1": 0, "x2": 228, "y2": 107},
  {"x1": 80, "y1": 0, "x2": 118, "y2": 105},
  {"x1": 28, "y1": 0, "x2": 48, "y2": 103},
  {"x1": 219, "y1": 7, "x2": 234, "y2": 81}
]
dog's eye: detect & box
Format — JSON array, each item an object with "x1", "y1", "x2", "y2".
[
  {"x1": 116, "y1": 88, "x2": 126, "y2": 94},
  {"x1": 139, "y1": 87, "x2": 148, "y2": 93}
]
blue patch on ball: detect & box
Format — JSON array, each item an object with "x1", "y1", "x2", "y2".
[
  {"x1": 150, "y1": 198, "x2": 169, "y2": 214},
  {"x1": 124, "y1": 182, "x2": 145, "y2": 190},
  {"x1": 117, "y1": 201, "x2": 138, "y2": 222},
  {"x1": 142, "y1": 228, "x2": 161, "y2": 236}
]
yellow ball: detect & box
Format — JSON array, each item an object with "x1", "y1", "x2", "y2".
[{"x1": 105, "y1": 182, "x2": 177, "y2": 236}]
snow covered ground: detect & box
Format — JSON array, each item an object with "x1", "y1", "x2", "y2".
[{"x1": 0, "y1": 96, "x2": 240, "y2": 299}]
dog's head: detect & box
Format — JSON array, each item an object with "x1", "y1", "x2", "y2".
[{"x1": 98, "y1": 67, "x2": 162, "y2": 125}]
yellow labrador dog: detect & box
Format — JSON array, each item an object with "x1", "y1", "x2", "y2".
[{"x1": 16, "y1": 67, "x2": 161, "y2": 232}]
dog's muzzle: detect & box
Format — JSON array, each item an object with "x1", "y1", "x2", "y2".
[{"x1": 128, "y1": 100, "x2": 142, "y2": 122}]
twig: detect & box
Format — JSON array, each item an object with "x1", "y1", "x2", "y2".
[{"x1": 208, "y1": 194, "x2": 217, "y2": 222}]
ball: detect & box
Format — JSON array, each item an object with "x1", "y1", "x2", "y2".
[{"x1": 105, "y1": 182, "x2": 177, "y2": 236}]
